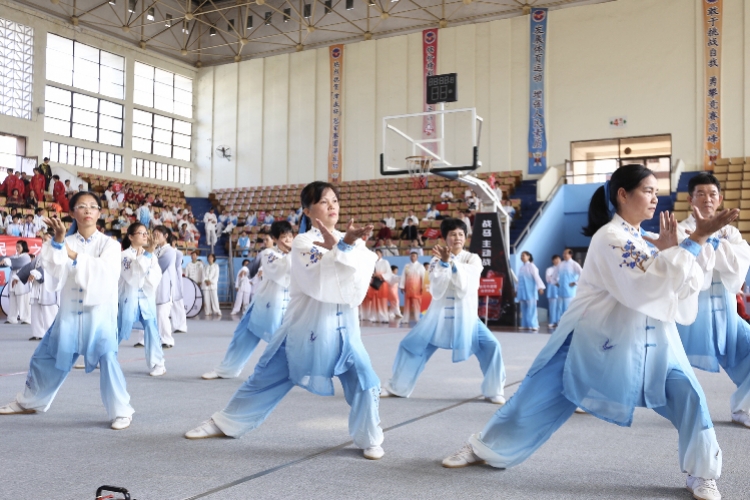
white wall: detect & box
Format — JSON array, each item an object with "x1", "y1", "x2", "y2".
[
  {"x1": 0, "y1": 0, "x2": 198, "y2": 194},
  {"x1": 194, "y1": 0, "x2": 750, "y2": 193}
]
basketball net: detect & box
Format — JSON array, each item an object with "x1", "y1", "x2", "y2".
[{"x1": 406, "y1": 156, "x2": 432, "y2": 189}]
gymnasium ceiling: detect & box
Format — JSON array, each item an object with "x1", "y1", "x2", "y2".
[{"x1": 13, "y1": 0, "x2": 612, "y2": 66}]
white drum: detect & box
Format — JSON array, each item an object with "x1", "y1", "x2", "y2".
[
  {"x1": 183, "y1": 276, "x2": 203, "y2": 318},
  {"x1": 0, "y1": 283, "x2": 9, "y2": 318}
]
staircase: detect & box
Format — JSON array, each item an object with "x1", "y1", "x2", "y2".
[
  {"x1": 510, "y1": 180, "x2": 543, "y2": 246},
  {"x1": 186, "y1": 196, "x2": 228, "y2": 257}
]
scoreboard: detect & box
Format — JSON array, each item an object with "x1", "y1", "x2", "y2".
[{"x1": 426, "y1": 73, "x2": 458, "y2": 105}]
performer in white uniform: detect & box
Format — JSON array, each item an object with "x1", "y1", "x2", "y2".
[
  {"x1": 202, "y1": 254, "x2": 221, "y2": 316},
  {"x1": 118, "y1": 223, "x2": 165, "y2": 376},
  {"x1": 676, "y1": 172, "x2": 750, "y2": 430},
  {"x1": 371, "y1": 249, "x2": 393, "y2": 323},
  {"x1": 184, "y1": 251, "x2": 204, "y2": 284},
  {"x1": 2, "y1": 241, "x2": 32, "y2": 324},
  {"x1": 26, "y1": 233, "x2": 60, "y2": 341},
  {"x1": 202, "y1": 221, "x2": 294, "y2": 380},
  {"x1": 153, "y1": 226, "x2": 177, "y2": 347},
  {"x1": 230, "y1": 259, "x2": 253, "y2": 316},
  {"x1": 170, "y1": 241, "x2": 188, "y2": 333},
  {"x1": 185, "y1": 182, "x2": 385, "y2": 460},
  {"x1": 442, "y1": 165, "x2": 737, "y2": 500},
  {"x1": 381, "y1": 218, "x2": 506, "y2": 404},
  {"x1": 0, "y1": 192, "x2": 135, "y2": 430}
]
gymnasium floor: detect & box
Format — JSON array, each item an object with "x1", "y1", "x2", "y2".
[{"x1": 0, "y1": 317, "x2": 748, "y2": 500}]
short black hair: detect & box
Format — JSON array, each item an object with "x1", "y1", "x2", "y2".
[
  {"x1": 43, "y1": 157, "x2": 49, "y2": 162},
  {"x1": 688, "y1": 172, "x2": 722, "y2": 196},
  {"x1": 152, "y1": 225, "x2": 171, "y2": 238},
  {"x1": 440, "y1": 218, "x2": 468, "y2": 239},
  {"x1": 552, "y1": 254, "x2": 561, "y2": 261},
  {"x1": 16, "y1": 240, "x2": 29, "y2": 253},
  {"x1": 270, "y1": 220, "x2": 293, "y2": 239},
  {"x1": 242, "y1": 259, "x2": 250, "y2": 266},
  {"x1": 52, "y1": 174, "x2": 60, "y2": 180},
  {"x1": 390, "y1": 265, "x2": 398, "y2": 272},
  {"x1": 521, "y1": 250, "x2": 534, "y2": 263}
]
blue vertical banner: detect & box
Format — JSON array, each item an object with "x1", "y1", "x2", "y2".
[{"x1": 528, "y1": 8, "x2": 548, "y2": 175}]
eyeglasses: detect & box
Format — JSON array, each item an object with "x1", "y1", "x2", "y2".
[
  {"x1": 133, "y1": 231, "x2": 149, "y2": 236},
  {"x1": 74, "y1": 204, "x2": 101, "y2": 211}
]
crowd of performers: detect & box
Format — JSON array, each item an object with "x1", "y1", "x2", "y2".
[{"x1": 2, "y1": 168, "x2": 749, "y2": 499}]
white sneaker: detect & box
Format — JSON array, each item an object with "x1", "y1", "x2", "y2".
[
  {"x1": 731, "y1": 410, "x2": 750, "y2": 428},
  {"x1": 111, "y1": 416, "x2": 132, "y2": 430},
  {"x1": 485, "y1": 395, "x2": 506, "y2": 405},
  {"x1": 363, "y1": 445, "x2": 385, "y2": 460},
  {"x1": 0, "y1": 401, "x2": 36, "y2": 415},
  {"x1": 201, "y1": 371, "x2": 221, "y2": 380},
  {"x1": 395, "y1": 311, "x2": 403, "y2": 318},
  {"x1": 185, "y1": 419, "x2": 225, "y2": 439},
  {"x1": 149, "y1": 365, "x2": 166, "y2": 377},
  {"x1": 574, "y1": 407, "x2": 587, "y2": 414},
  {"x1": 442, "y1": 443, "x2": 485, "y2": 468},
  {"x1": 686, "y1": 475, "x2": 721, "y2": 500}
]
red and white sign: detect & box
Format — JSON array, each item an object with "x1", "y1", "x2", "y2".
[
  {"x1": 423, "y1": 28, "x2": 438, "y2": 148},
  {"x1": 0, "y1": 236, "x2": 43, "y2": 257},
  {"x1": 479, "y1": 277, "x2": 503, "y2": 297}
]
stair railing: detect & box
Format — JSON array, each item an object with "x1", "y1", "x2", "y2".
[{"x1": 510, "y1": 175, "x2": 565, "y2": 254}]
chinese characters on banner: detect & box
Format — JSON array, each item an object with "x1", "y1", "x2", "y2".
[
  {"x1": 328, "y1": 44, "x2": 344, "y2": 184},
  {"x1": 468, "y1": 213, "x2": 515, "y2": 325},
  {"x1": 703, "y1": 0, "x2": 722, "y2": 170},
  {"x1": 0, "y1": 236, "x2": 43, "y2": 257},
  {"x1": 422, "y1": 29, "x2": 438, "y2": 151},
  {"x1": 528, "y1": 9, "x2": 548, "y2": 175}
]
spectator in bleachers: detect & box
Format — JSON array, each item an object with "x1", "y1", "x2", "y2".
[
  {"x1": 237, "y1": 231, "x2": 251, "y2": 257},
  {"x1": 52, "y1": 175, "x2": 69, "y2": 212},
  {"x1": 4, "y1": 208, "x2": 15, "y2": 227},
  {"x1": 467, "y1": 194, "x2": 480, "y2": 211},
  {"x1": 104, "y1": 182, "x2": 118, "y2": 210},
  {"x1": 382, "y1": 238, "x2": 399, "y2": 257},
  {"x1": 77, "y1": 183, "x2": 85, "y2": 194},
  {"x1": 112, "y1": 209, "x2": 128, "y2": 235},
  {"x1": 21, "y1": 214, "x2": 39, "y2": 238},
  {"x1": 64, "y1": 179, "x2": 75, "y2": 198},
  {"x1": 376, "y1": 220, "x2": 392, "y2": 241},
  {"x1": 0, "y1": 211, "x2": 6, "y2": 234},
  {"x1": 38, "y1": 157, "x2": 52, "y2": 191},
  {"x1": 408, "y1": 240, "x2": 423, "y2": 256},
  {"x1": 245, "y1": 210, "x2": 258, "y2": 228},
  {"x1": 152, "y1": 195, "x2": 164, "y2": 208},
  {"x1": 460, "y1": 211, "x2": 473, "y2": 237},
  {"x1": 263, "y1": 211, "x2": 275, "y2": 230},
  {"x1": 401, "y1": 210, "x2": 420, "y2": 241},
  {"x1": 178, "y1": 222, "x2": 194, "y2": 243},
  {"x1": 423, "y1": 204, "x2": 440, "y2": 221},
  {"x1": 136, "y1": 201, "x2": 152, "y2": 227},
  {"x1": 228, "y1": 210, "x2": 239, "y2": 227},
  {"x1": 464, "y1": 188, "x2": 472, "y2": 201},
  {"x1": 124, "y1": 188, "x2": 136, "y2": 204},
  {"x1": 440, "y1": 189, "x2": 454, "y2": 201},
  {"x1": 33, "y1": 208, "x2": 47, "y2": 233},
  {"x1": 30, "y1": 168, "x2": 45, "y2": 202},
  {"x1": 384, "y1": 211, "x2": 396, "y2": 230},
  {"x1": 14, "y1": 171, "x2": 26, "y2": 199},
  {"x1": 0, "y1": 168, "x2": 12, "y2": 195},
  {"x1": 203, "y1": 208, "x2": 218, "y2": 251},
  {"x1": 7, "y1": 188, "x2": 24, "y2": 208},
  {"x1": 286, "y1": 210, "x2": 299, "y2": 226},
  {"x1": 217, "y1": 210, "x2": 230, "y2": 233},
  {"x1": 6, "y1": 214, "x2": 22, "y2": 236}
]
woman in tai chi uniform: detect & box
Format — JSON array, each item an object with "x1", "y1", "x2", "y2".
[
  {"x1": 185, "y1": 181, "x2": 385, "y2": 460},
  {"x1": 441, "y1": 165, "x2": 738, "y2": 500},
  {"x1": 0, "y1": 191, "x2": 135, "y2": 430}
]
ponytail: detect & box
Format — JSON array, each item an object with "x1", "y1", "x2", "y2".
[{"x1": 581, "y1": 186, "x2": 610, "y2": 237}]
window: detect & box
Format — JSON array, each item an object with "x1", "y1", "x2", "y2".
[
  {"x1": 131, "y1": 158, "x2": 191, "y2": 185},
  {"x1": 132, "y1": 109, "x2": 191, "y2": 161},
  {"x1": 46, "y1": 33, "x2": 124, "y2": 100},
  {"x1": 43, "y1": 140, "x2": 123, "y2": 172},
  {"x1": 134, "y1": 61, "x2": 193, "y2": 118},
  {"x1": 44, "y1": 85, "x2": 124, "y2": 147},
  {"x1": 0, "y1": 17, "x2": 34, "y2": 120}
]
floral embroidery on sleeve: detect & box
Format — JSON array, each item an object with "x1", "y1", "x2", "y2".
[
  {"x1": 610, "y1": 240, "x2": 655, "y2": 272},
  {"x1": 302, "y1": 246, "x2": 323, "y2": 267}
]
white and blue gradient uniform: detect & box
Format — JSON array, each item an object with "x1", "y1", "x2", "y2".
[
  {"x1": 28, "y1": 257, "x2": 60, "y2": 340},
  {"x1": 467, "y1": 215, "x2": 721, "y2": 480},
  {"x1": 385, "y1": 250, "x2": 506, "y2": 400},
  {"x1": 516, "y1": 261, "x2": 545, "y2": 329},
  {"x1": 16, "y1": 232, "x2": 134, "y2": 420},
  {"x1": 676, "y1": 215, "x2": 750, "y2": 414},
  {"x1": 117, "y1": 247, "x2": 164, "y2": 370},
  {"x1": 545, "y1": 264, "x2": 561, "y2": 325},
  {"x1": 557, "y1": 257, "x2": 583, "y2": 316},
  {"x1": 214, "y1": 248, "x2": 292, "y2": 378},
  {"x1": 211, "y1": 228, "x2": 384, "y2": 450}
]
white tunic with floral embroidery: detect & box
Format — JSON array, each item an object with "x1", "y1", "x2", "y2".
[{"x1": 526, "y1": 214, "x2": 710, "y2": 427}]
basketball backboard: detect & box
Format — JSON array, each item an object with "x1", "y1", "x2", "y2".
[{"x1": 380, "y1": 107, "x2": 483, "y2": 177}]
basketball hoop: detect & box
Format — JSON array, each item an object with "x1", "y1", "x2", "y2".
[{"x1": 406, "y1": 156, "x2": 432, "y2": 189}]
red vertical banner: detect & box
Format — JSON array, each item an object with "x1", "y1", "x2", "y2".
[
  {"x1": 422, "y1": 29, "x2": 438, "y2": 148},
  {"x1": 703, "y1": 0, "x2": 722, "y2": 170},
  {"x1": 328, "y1": 44, "x2": 344, "y2": 183}
]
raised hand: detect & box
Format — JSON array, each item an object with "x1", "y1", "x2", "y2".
[
  {"x1": 689, "y1": 206, "x2": 740, "y2": 246},
  {"x1": 144, "y1": 233, "x2": 156, "y2": 254},
  {"x1": 432, "y1": 244, "x2": 451, "y2": 263},
  {"x1": 642, "y1": 211, "x2": 678, "y2": 251},
  {"x1": 312, "y1": 220, "x2": 339, "y2": 250},
  {"x1": 342, "y1": 219, "x2": 373, "y2": 246},
  {"x1": 43, "y1": 216, "x2": 66, "y2": 243}
]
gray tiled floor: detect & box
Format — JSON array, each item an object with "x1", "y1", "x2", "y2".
[{"x1": 0, "y1": 317, "x2": 748, "y2": 500}]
